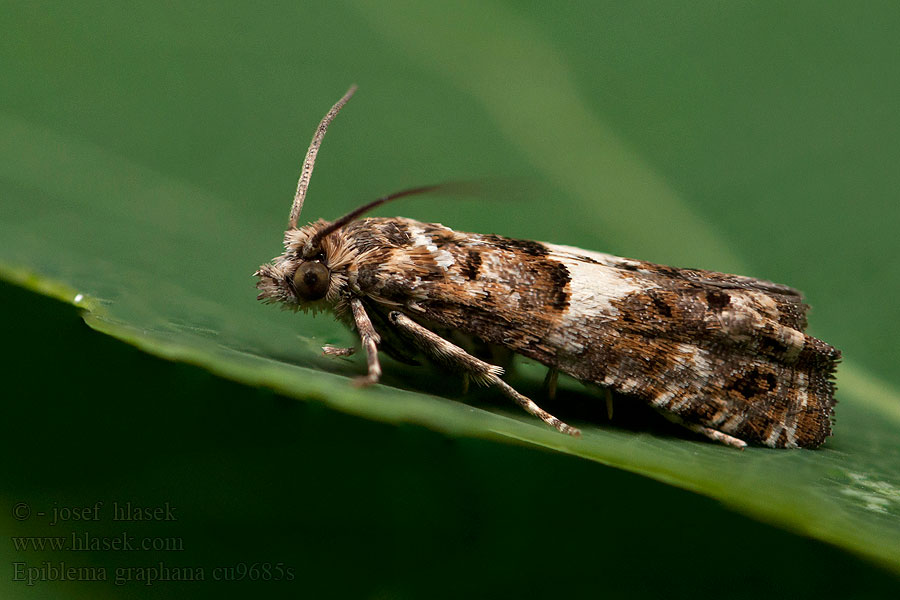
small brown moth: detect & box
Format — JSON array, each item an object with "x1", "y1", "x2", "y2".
[{"x1": 255, "y1": 86, "x2": 840, "y2": 449}]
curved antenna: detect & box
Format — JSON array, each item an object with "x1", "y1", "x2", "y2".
[
  {"x1": 289, "y1": 85, "x2": 358, "y2": 229},
  {"x1": 304, "y1": 183, "x2": 463, "y2": 255}
]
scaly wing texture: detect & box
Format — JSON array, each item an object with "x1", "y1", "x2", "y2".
[
  {"x1": 541, "y1": 245, "x2": 839, "y2": 447},
  {"x1": 340, "y1": 219, "x2": 840, "y2": 447}
]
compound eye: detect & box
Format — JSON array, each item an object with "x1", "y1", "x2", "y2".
[{"x1": 293, "y1": 261, "x2": 330, "y2": 301}]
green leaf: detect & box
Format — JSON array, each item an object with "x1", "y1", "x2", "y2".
[{"x1": 3, "y1": 0, "x2": 900, "y2": 582}]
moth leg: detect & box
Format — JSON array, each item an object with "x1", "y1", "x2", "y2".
[
  {"x1": 323, "y1": 345, "x2": 355, "y2": 357},
  {"x1": 389, "y1": 311, "x2": 580, "y2": 437},
  {"x1": 350, "y1": 298, "x2": 382, "y2": 386},
  {"x1": 604, "y1": 388, "x2": 614, "y2": 420},
  {"x1": 543, "y1": 368, "x2": 559, "y2": 401},
  {"x1": 492, "y1": 378, "x2": 581, "y2": 437},
  {"x1": 687, "y1": 424, "x2": 747, "y2": 450},
  {"x1": 663, "y1": 413, "x2": 747, "y2": 450}
]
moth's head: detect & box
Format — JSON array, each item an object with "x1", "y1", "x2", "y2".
[
  {"x1": 255, "y1": 220, "x2": 352, "y2": 310},
  {"x1": 254, "y1": 86, "x2": 359, "y2": 310},
  {"x1": 254, "y1": 84, "x2": 451, "y2": 309}
]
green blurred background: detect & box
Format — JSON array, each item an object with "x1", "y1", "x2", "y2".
[{"x1": 2, "y1": 1, "x2": 900, "y2": 597}]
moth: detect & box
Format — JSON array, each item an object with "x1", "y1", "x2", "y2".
[{"x1": 255, "y1": 86, "x2": 840, "y2": 449}]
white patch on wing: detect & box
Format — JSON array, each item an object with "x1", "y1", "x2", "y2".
[
  {"x1": 409, "y1": 224, "x2": 455, "y2": 270},
  {"x1": 656, "y1": 344, "x2": 714, "y2": 411},
  {"x1": 478, "y1": 250, "x2": 507, "y2": 280},
  {"x1": 542, "y1": 243, "x2": 648, "y2": 354},
  {"x1": 652, "y1": 391, "x2": 675, "y2": 407},
  {"x1": 408, "y1": 224, "x2": 433, "y2": 249},
  {"x1": 544, "y1": 243, "x2": 649, "y2": 317},
  {"x1": 781, "y1": 328, "x2": 806, "y2": 362},
  {"x1": 541, "y1": 243, "x2": 641, "y2": 269},
  {"x1": 434, "y1": 249, "x2": 455, "y2": 268},
  {"x1": 619, "y1": 378, "x2": 640, "y2": 393},
  {"x1": 765, "y1": 420, "x2": 785, "y2": 447},
  {"x1": 797, "y1": 373, "x2": 809, "y2": 410},
  {"x1": 675, "y1": 343, "x2": 713, "y2": 379},
  {"x1": 781, "y1": 373, "x2": 807, "y2": 449},
  {"x1": 752, "y1": 292, "x2": 779, "y2": 312}
]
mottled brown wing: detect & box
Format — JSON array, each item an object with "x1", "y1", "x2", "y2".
[
  {"x1": 539, "y1": 247, "x2": 839, "y2": 448},
  {"x1": 354, "y1": 224, "x2": 839, "y2": 448}
]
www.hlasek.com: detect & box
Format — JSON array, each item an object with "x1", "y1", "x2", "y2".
[
  {"x1": 12, "y1": 531, "x2": 183, "y2": 552},
  {"x1": 12, "y1": 561, "x2": 296, "y2": 586}
]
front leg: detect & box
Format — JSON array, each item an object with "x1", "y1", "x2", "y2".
[
  {"x1": 350, "y1": 297, "x2": 381, "y2": 386},
  {"x1": 388, "y1": 311, "x2": 580, "y2": 437}
]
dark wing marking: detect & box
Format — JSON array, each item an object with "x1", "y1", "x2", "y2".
[
  {"x1": 515, "y1": 243, "x2": 837, "y2": 447},
  {"x1": 542, "y1": 244, "x2": 808, "y2": 329}
]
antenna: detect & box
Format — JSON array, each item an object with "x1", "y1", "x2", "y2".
[
  {"x1": 307, "y1": 184, "x2": 445, "y2": 250},
  {"x1": 289, "y1": 85, "x2": 358, "y2": 229}
]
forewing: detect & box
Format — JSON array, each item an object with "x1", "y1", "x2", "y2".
[{"x1": 348, "y1": 223, "x2": 839, "y2": 448}]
